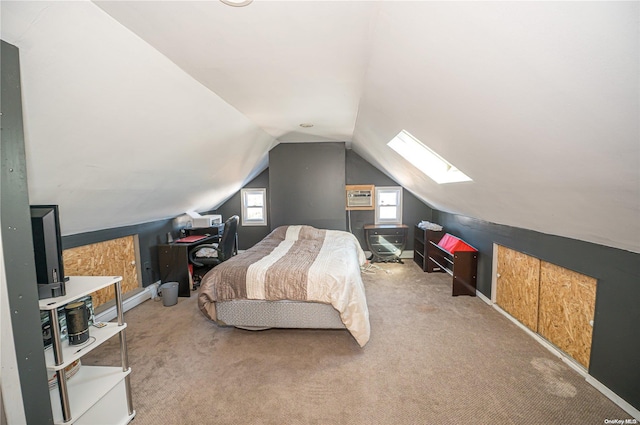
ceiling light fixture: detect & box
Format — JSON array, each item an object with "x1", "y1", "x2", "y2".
[
  {"x1": 299, "y1": 123, "x2": 314, "y2": 128},
  {"x1": 220, "y1": 0, "x2": 253, "y2": 7}
]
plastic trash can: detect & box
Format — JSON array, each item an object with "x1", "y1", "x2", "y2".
[{"x1": 159, "y1": 282, "x2": 179, "y2": 307}]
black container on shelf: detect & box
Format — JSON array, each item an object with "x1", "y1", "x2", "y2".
[{"x1": 65, "y1": 301, "x2": 89, "y2": 345}]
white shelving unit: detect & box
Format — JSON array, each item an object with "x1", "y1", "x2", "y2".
[{"x1": 39, "y1": 276, "x2": 135, "y2": 425}]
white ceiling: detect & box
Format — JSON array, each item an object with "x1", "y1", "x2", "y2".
[
  {"x1": 2, "y1": 1, "x2": 638, "y2": 253},
  {"x1": 93, "y1": 0, "x2": 376, "y2": 142}
]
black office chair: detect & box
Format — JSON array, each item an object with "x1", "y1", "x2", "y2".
[{"x1": 189, "y1": 215, "x2": 239, "y2": 268}]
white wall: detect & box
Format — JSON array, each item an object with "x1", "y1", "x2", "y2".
[
  {"x1": 353, "y1": 1, "x2": 639, "y2": 253},
  {"x1": 1, "y1": 1, "x2": 275, "y2": 236}
]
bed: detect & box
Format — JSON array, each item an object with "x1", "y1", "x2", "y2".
[{"x1": 197, "y1": 225, "x2": 370, "y2": 347}]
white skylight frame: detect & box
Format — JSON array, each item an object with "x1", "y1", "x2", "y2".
[{"x1": 387, "y1": 130, "x2": 472, "y2": 184}]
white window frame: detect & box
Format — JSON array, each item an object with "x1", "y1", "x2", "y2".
[
  {"x1": 241, "y1": 188, "x2": 267, "y2": 226},
  {"x1": 375, "y1": 186, "x2": 402, "y2": 225}
]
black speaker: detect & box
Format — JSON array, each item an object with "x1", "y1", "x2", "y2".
[{"x1": 65, "y1": 301, "x2": 89, "y2": 345}]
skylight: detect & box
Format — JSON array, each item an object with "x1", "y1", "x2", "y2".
[{"x1": 387, "y1": 130, "x2": 472, "y2": 184}]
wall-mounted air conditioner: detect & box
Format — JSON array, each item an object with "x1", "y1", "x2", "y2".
[{"x1": 345, "y1": 185, "x2": 375, "y2": 210}]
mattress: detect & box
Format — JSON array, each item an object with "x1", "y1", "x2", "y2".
[{"x1": 198, "y1": 225, "x2": 370, "y2": 346}]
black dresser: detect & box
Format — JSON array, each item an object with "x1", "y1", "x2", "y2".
[{"x1": 364, "y1": 224, "x2": 409, "y2": 263}]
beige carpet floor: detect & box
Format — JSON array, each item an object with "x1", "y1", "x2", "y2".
[{"x1": 83, "y1": 262, "x2": 632, "y2": 424}]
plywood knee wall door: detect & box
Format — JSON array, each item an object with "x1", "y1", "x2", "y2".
[
  {"x1": 495, "y1": 245, "x2": 541, "y2": 332},
  {"x1": 538, "y1": 261, "x2": 597, "y2": 368},
  {"x1": 63, "y1": 235, "x2": 141, "y2": 308},
  {"x1": 496, "y1": 245, "x2": 597, "y2": 369}
]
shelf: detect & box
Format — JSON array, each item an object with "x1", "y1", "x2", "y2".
[
  {"x1": 428, "y1": 256, "x2": 453, "y2": 276},
  {"x1": 39, "y1": 276, "x2": 122, "y2": 310},
  {"x1": 424, "y1": 232, "x2": 478, "y2": 296},
  {"x1": 413, "y1": 226, "x2": 444, "y2": 272},
  {"x1": 49, "y1": 366, "x2": 131, "y2": 424},
  {"x1": 44, "y1": 323, "x2": 127, "y2": 370},
  {"x1": 40, "y1": 274, "x2": 133, "y2": 424}
]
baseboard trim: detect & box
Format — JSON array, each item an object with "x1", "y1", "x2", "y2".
[
  {"x1": 95, "y1": 282, "x2": 157, "y2": 323},
  {"x1": 475, "y1": 289, "x2": 491, "y2": 305},
  {"x1": 585, "y1": 376, "x2": 640, "y2": 420},
  {"x1": 483, "y1": 297, "x2": 639, "y2": 420}
]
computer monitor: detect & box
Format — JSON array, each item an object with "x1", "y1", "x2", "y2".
[{"x1": 30, "y1": 205, "x2": 67, "y2": 299}]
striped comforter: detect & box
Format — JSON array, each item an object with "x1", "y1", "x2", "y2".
[{"x1": 197, "y1": 225, "x2": 370, "y2": 347}]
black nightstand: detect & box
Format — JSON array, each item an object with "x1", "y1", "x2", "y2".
[{"x1": 364, "y1": 224, "x2": 408, "y2": 263}]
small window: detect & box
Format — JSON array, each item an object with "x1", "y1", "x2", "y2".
[
  {"x1": 375, "y1": 186, "x2": 402, "y2": 225},
  {"x1": 241, "y1": 188, "x2": 267, "y2": 226}
]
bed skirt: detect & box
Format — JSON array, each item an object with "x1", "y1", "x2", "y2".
[{"x1": 214, "y1": 300, "x2": 346, "y2": 330}]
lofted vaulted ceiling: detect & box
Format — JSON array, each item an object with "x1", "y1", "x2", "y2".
[{"x1": 1, "y1": 1, "x2": 638, "y2": 253}]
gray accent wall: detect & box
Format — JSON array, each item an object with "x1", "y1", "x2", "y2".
[
  {"x1": 433, "y1": 210, "x2": 640, "y2": 411},
  {"x1": 269, "y1": 142, "x2": 346, "y2": 231},
  {"x1": 1, "y1": 40, "x2": 54, "y2": 424},
  {"x1": 210, "y1": 169, "x2": 271, "y2": 250},
  {"x1": 215, "y1": 148, "x2": 434, "y2": 252},
  {"x1": 346, "y1": 150, "x2": 434, "y2": 250}
]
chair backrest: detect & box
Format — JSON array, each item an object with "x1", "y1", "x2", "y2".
[{"x1": 217, "y1": 215, "x2": 239, "y2": 262}]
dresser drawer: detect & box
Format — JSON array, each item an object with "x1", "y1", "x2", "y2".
[
  {"x1": 367, "y1": 235, "x2": 405, "y2": 245},
  {"x1": 367, "y1": 228, "x2": 405, "y2": 237}
]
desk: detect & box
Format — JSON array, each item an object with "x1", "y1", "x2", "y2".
[
  {"x1": 158, "y1": 233, "x2": 218, "y2": 297},
  {"x1": 364, "y1": 224, "x2": 408, "y2": 263}
]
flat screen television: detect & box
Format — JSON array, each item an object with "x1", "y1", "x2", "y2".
[{"x1": 30, "y1": 205, "x2": 67, "y2": 299}]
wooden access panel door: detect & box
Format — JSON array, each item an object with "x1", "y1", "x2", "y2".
[
  {"x1": 538, "y1": 262, "x2": 597, "y2": 369},
  {"x1": 495, "y1": 245, "x2": 541, "y2": 332},
  {"x1": 63, "y1": 235, "x2": 140, "y2": 308},
  {"x1": 495, "y1": 245, "x2": 598, "y2": 370}
]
